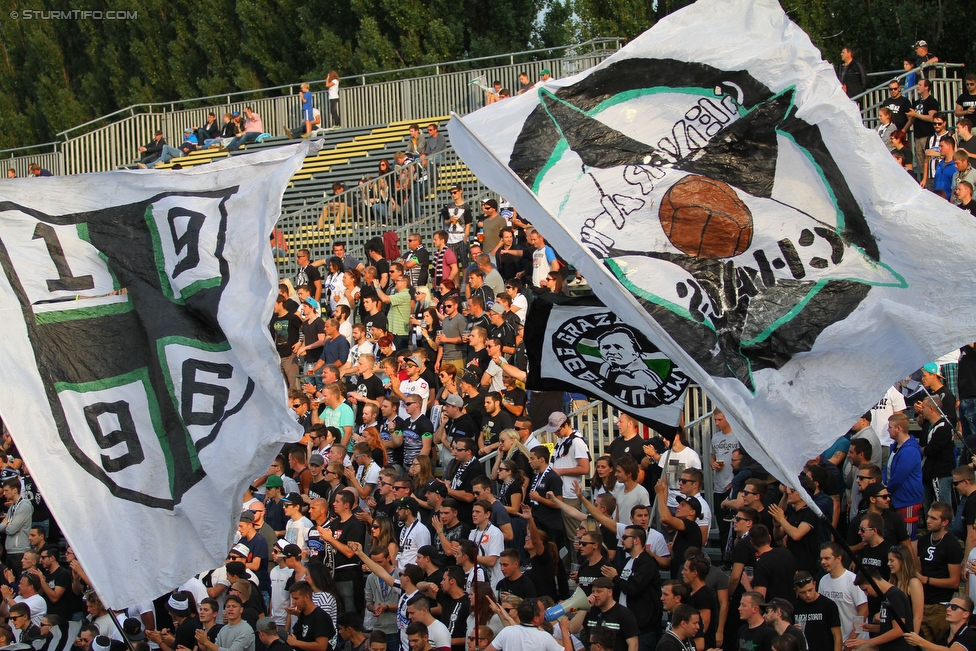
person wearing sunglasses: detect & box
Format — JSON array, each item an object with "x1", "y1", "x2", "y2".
[
  {"x1": 794, "y1": 570, "x2": 843, "y2": 651},
  {"x1": 906, "y1": 79, "x2": 942, "y2": 182},
  {"x1": 920, "y1": 111, "x2": 951, "y2": 190},
  {"x1": 855, "y1": 511, "x2": 893, "y2": 591},
  {"x1": 881, "y1": 81, "x2": 912, "y2": 132},
  {"x1": 904, "y1": 596, "x2": 975, "y2": 651}
]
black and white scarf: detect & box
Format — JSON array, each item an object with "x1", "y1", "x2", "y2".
[
  {"x1": 432, "y1": 246, "x2": 446, "y2": 288},
  {"x1": 451, "y1": 458, "x2": 474, "y2": 490}
]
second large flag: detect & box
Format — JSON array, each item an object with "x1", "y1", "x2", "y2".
[{"x1": 449, "y1": 0, "x2": 976, "y2": 486}]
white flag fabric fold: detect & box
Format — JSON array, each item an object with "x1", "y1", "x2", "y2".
[
  {"x1": 0, "y1": 143, "x2": 312, "y2": 607},
  {"x1": 449, "y1": 0, "x2": 976, "y2": 498}
]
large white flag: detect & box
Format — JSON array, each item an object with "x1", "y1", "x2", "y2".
[
  {"x1": 0, "y1": 144, "x2": 311, "y2": 607},
  {"x1": 449, "y1": 0, "x2": 976, "y2": 491}
]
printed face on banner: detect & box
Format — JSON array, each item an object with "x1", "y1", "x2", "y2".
[
  {"x1": 508, "y1": 59, "x2": 908, "y2": 390},
  {"x1": 0, "y1": 189, "x2": 256, "y2": 509},
  {"x1": 550, "y1": 310, "x2": 688, "y2": 408}
]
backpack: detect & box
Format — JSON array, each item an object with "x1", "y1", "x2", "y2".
[{"x1": 383, "y1": 231, "x2": 400, "y2": 261}]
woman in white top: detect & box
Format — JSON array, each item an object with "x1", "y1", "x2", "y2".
[
  {"x1": 326, "y1": 70, "x2": 340, "y2": 128},
  {"x1": 322, "y1": 256, "x2": 345, "y2": 315}
]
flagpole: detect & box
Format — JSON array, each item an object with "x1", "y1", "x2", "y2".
[{"x1": 916, "y1": 382, "x2": 976, "y2": 460}]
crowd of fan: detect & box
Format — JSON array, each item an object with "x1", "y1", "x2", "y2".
[{"x1": 5, "y1": 50, "x2": 976, "y2": 651}]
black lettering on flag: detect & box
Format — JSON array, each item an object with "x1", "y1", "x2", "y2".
[
  {"x1": 167, "y1": 208, "x2": 206, "y2": 278},
  {"x1": 83, "y1": 400, "x2": 145, "y2": 472},
  {"x1": 32, "y1": 223, "x2": 95, "y2": 292},
  {"x1": 181, "y1": 359, "x2": 232, "y2": 426}
]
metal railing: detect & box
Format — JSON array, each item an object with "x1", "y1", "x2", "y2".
[
  {"x1": 0, "y1": 40, "x2": 623, "y2": 177},
  {"x1": 0, "y1": 142, "x2": 63, "y2": 177},
  {"x1": 522, "y1": 387, "x2": 718, "y2": 536},
  {"x1": 273, "y1": 146, "x2": 501, "y2": 278},
  {"x1": 855, "y1": 63, "x2": 966, "y2": 128}
]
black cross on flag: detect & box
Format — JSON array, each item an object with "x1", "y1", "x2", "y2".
[{"x1": 0, "y1": 144, "x2": 311, "y2": 608}]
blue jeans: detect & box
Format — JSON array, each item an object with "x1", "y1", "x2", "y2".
[
  {"x1": 147, "y1": 145, "x2": 184, "y2": 167},
  {"x1": 925, "y1": 475, "x2": 954, "y2": 511},
  {"x1": 224, "y1": 132, "x2": 260, "y2": 151},
  {"x1": 961, "y1": 397, "x2": 976, "y2": 440},
  {"x1": 371, "y1": 202, "x2": 389, "y2": 223}
]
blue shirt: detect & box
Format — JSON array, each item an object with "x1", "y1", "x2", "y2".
[{"x1": 935, "y1": 159, "x2": 957, "y2": 198}]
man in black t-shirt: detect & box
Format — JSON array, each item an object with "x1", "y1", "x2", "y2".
[
  {"x1": 855, "y1": 569, "x2": 914, "y2": 651},
  {"x1": 432, "y1": 499, "x2": 471, "y2": 561},
  {"x1": 361, "y1": 295, "x2": 388, "y2": 342},
  {"x1": 573, "y1": 578, "x2": 639, "y2": 651},
  {"x1": 793, "y1": 573, "x2": 841, "y2": 651},
  {"x1": 955, "y1": 75, "x2": 976, "y2": 119},
  {"x1": 737, "y1": 592, "x2": 777, "y2": 651},
  {"x1": 881, "y1": 81, "x2": 913, "y2": 131},
  {"x1": 494, "y1": 549, "x2": 537, "y2": 599},
  {"x1": 288, "y1": 581, "x2": 336, "y2": 651},
  {"x1": 918, "y1": 502, "x2": 963, "y2": 641},
  {"x1": 271, "y1": 296, "x2": 303, "y2": 386},
  {"x1": 857, "y1": 512, "x2": 893, "y2": 581},
  {"x1": 323, "y1": 491, "x2": 368, "y2": 616},
  {"x1": 914, "y1": 40, "x2": 939, "y2": 79},
  {"x1": 658, "y1": 605, "x2": 700, "y2": 651},
  {"x1": 295, "y1": 249, "x2": 323, "y2": 304},
  {"x1": 907, "y1": 79, "x2": 941, "y2": 180},
  {"x1": 748, "y1": 525, "x2": 797, "y2": 602},
  {"x1": 527, "y1": 447, "x2": 566, "y2": 550},
  {"x1": 682, "y1": 557, "x2": 718, "y2": 649},
  {"x1": 953, "y1": 465, "x2": 976, "y2": 557},
  {"x1": 436, "y1": 566, "x2": 469, "y2": 651},
  {"x1": 479, "y1": 393, "x2": 513, "y2": 456},
  {"x1": 655, "y1": 481, "x2": 702, "y2": 580},
  {"x1": 769, "y1": 478, "x2": 821, "y2": 577},
  {"x1": 575, "y1": 530, "x2": 610, "y2": 595},
  {"x1": 36, "y1": 544, "x2": 78, "y2": 622},
  {"x1": 905, "y1": 595, "x2": 976, "y2": 651},
  {"x1": 606, "y1": 412, "x2": 647, "y2": 466}
]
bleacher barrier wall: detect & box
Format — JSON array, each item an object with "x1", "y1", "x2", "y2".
[{"x1": 0, "y1": 46, "x2": 620, "y2": 176}]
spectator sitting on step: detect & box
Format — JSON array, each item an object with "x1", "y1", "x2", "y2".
[
  {"x1": 179, "y1": 128, "x2": 199, "y2": 156},
  {"x1": 223, "y1": 107, "x2": 264, "y2": 152},
  {"x1": 137, "y1": 130, "x2": 185, "y2": 169},
  {"x1": 27, "y1": 164, "x2": 52, "y2": 177},
  {"x1": 206, "y1": 112, "x2": 240, "y2": 149},
  {"x1": 286, "y1": 108, "x2": 321, "y2": 139},
  {"x1": 318, "y1": 182, "x2": 348, "y2": 232},
  {"x1": 193, "y1": 112, "x2": 220, "y2": 147}
]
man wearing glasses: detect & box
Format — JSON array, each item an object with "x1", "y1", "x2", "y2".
[
  {"x1": 440, "y1": 186, "x2": 473, "y2": 266},
  {"x1": 906, "y1": 79, "x2": 941, "y2": 182},
  {"x1": 855, "y1": 512, "x2": 893, "y2": 583},
  {"x1": 920, "y1": 113, "x2": 951, "y2": 190},
  {"x1": 904, "y1": 596, "x2": 976, "y2": 651},
  {"x1": 294, "y1": 249, "x2": 323, "y2": 304},
  {"x1": 847, "y1": 481, "x2": 911, "y2": 556},
  {"x1": 437, "y1": 299, "x2": 468, "y2": 374},
  {"x1": 881, "y1": 81, "x2": 912, "y2": 131},
  {"x1": 403, "y1": 233, "x2": 430, "y2": 288},
  {"x1": 446, "y1": 438, "x2": 485, "y2": 527}
]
